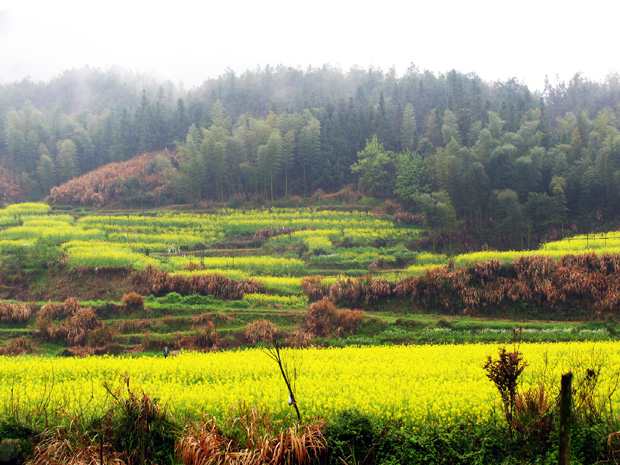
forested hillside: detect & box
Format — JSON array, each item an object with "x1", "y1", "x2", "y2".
[{"x1": 2, "y1": 66, "x2": 620, "y2": 248}]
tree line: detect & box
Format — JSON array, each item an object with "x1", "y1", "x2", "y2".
[{"x1": 2, "y1": 65, "x2": 620, "y2": 248}]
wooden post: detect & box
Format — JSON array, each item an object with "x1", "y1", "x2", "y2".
[{"x1": 559, "y1": 372, "x2": 573, "y2": 465}]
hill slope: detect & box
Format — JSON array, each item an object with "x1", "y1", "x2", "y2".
[{"x1": 48, "y1": 150, "x2": 177, "y2": 207}]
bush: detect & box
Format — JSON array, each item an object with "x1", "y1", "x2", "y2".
[
  {"x1": 0, "y1": 417, "x2": 38, "y2": 462},
  {"x1": 483, "y1": 347, "x2": 528, "y2": 432},
  {"x1": 182, "y1": 294, "x2": 215, "y2": 305},
  {"x1": 324, "y1": 409, "x2": 377, "y2": 465},
  {"x1": 339, "y1": 236, "x2": 355, "y2": 248},
  {"x1": 312, "y1": 247, "x2": 328, "y2": 256},
  {"x1": 0, "y1": 238, "x2": 65, "y2": 277},
  {"x1": 513, "y1": 385, "x2": 552, "y2": 439},
  {"x1": 164, "y1": 292, "x2": 182, "y2": 304},
  {"x1": 107, "y1": 378, "x2": 177, "y2": 464},
  {"x1": 29, "y1": 376, "x2": 176, "y2": 465}
]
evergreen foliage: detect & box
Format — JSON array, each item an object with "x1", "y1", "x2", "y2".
[{"x1": 3, "y1": 66, "x2": 620, "y2": 246}]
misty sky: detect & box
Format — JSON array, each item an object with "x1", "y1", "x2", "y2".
[{"x1": 0, "y1": 0, "x2": 618, "y2": 91}]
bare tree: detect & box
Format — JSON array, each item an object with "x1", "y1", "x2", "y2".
[{"x1": 264, "y1": 342, "x2": 301, "y2": 422}]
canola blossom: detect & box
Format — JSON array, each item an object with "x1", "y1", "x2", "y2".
[
  {"x1": 166, "y1": 255, "x2": 307, "y2": 276},
  {"x1": 1, "y1": 342, "x2": 619, "y2": 424},
  {"x1": 242, "y1": 293, "x2": 308, "y2": 307},
  {"x1": 405, "y1": 234, "x2": 620, "y2": 275}
]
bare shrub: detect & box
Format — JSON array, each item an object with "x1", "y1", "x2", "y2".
[
  {"x1": 184, "y1": 260, "x2": 204, "y2": 271},
  {"x1": 393, "y1": 210, "x2": 424, "y2": 225},
  {"x1": 244, "y1": 320, "x2": 279, "y2": 344},
  {"x1": 140, "y1": 332, "x2": 170, "y2": 351},
  {"x1": 117, "y1": 319, "x2": 154, "y2": 333},
  {"x1": 190, "y1": 313, "x2": 233, "y2": 326},
  {"x1": 469, "y1": 259, "x2": 502, "y2": 285},
  {"x1": 393, "y1": 275, "x2": 418, "y2": 298},
  {"x1": 368, "y1": 258, "x2": 389, "y2": 272},
  {"x1": 253, "y1": 226, "x2": 302, "y2": 240},
  {"x1": 89, "y1": 324, "x2": 116, "y2": 347},
  {"x1": 513, "y1": 255, "x2": 557, "y2": 287}
]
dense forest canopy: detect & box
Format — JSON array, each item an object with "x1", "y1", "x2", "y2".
[{"x1": 2, "y1": 65, "x2": 620, "y2": 249}]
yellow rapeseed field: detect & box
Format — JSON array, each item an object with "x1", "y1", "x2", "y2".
[{"x1": 1, "y1": 342, "x2": 619, "y2": 424}]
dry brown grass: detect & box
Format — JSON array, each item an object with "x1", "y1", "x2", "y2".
[
  {"x1": 190, "y1": 322, "x2": 219, "y2": 350},
  {"x1": 244, "y1": 320, "x2": 279, "y2": 345},
  {"x1": 121, "y1": 292, "x2": 145, "y2": 312},
  {"x1": 116, "y1": 319, "x2": 157, "y2": 334},
  {"x1": 393, "y1": 210, "x2": 424, "y2": 225},
  {"x1": 0, "y1": 301, "x2": 33, "y2": 323},
  {"x1": 252, "y1": 227, "x2": 305, "y2": 241},
  {"x1": 310, "y1": 253, "x2": 620, "y2": 319},
  {"x1": 38, "y1": 297, "x2": 80, "y2": 320},
  {"x1": 136, "y1": 266, "x2": 259, "y2": 300},
  {"x1": 336, "y1": 309, "x2": 366, "y2": 336},
  {"x1": 29, "y1": 426, "x2": 129, "y2": 465},
  {"x1": 0, "y1": 337, "x2": 32, "y2": 355},
  {"x1": 190, "y1": 313, "x2": 233, "y2": 326},
  {"x1": 29, "y1": 375, "x2": 175, "y2": 465},
  {"x1": 38, "y1": 300, "x2": 69, "y2": 320},
  {"x1": 300, "y1": 276, "x2": 326, "y2": 303},
  {"x1": 302, "y1": 298, "x2": 338, "y2": 338},
  {"x1": 37, "y1": 299, "x2": 113, "y2": 348},
  {"x1": 176, "y1": 403, "x2": 326, "y2": 465},
  {"x1": 63, "y1": 307, "x2": 103, "y2": 346},
  {"x1": 328, "y1": 278, "x2": 364, "y2": 308},
  {"x1": 285, "y1": 330, "x2": 312, "y2": 348}
]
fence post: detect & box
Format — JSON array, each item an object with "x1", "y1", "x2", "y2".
[{"x1": 559, "y1": 372, "x2": 573, "y2": 465}]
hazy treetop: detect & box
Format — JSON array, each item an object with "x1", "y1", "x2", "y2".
[{"x1": 1, "y1": 0, "x2": 617, "y2": 90}]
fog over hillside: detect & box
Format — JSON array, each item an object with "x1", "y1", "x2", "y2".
[{"x1": 1, "y1": 0, "x2": 617, "y2": 91}]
